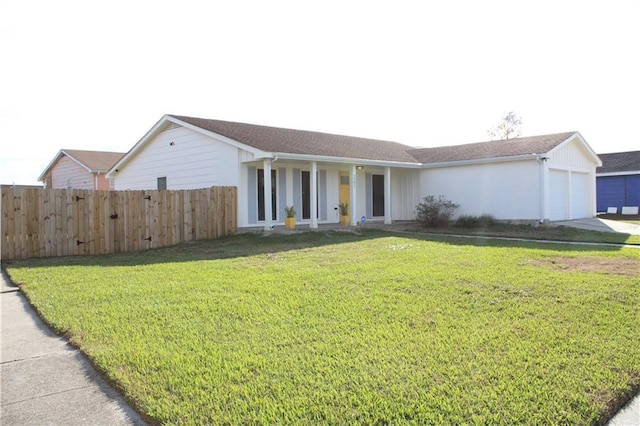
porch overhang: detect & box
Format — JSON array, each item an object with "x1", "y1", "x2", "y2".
[{"x1": 248, "y1": 152, "x2": 423, "y2": 169}]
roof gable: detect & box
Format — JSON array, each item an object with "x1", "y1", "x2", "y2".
[
  {"x1": 597, "y1": 151, "x2": 640, "y2": 174},
  {"x1": 407, "y1": 132, "x2": 577, "y2": 164},
  {"x1": 62, "y1": 149, "x2": 125, "y2": 171},
  {"x1": 39, "y1": 149, "x2": 125, "y2": 182}
]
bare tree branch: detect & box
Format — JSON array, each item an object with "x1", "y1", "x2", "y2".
[{"x1": 487, "y1": 111, "x2": 523, "y2": 141}]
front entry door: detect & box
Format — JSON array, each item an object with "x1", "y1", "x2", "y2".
[{"x1": 339, "y1": 172, "x2": 350, "y2": 209}]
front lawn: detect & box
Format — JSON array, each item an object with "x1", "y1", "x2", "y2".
[
  {"x1": 5, "y1": 231, "x2": 640, "y2": 424},
  {"x1": 402, "y1": 222, "x2": 640, "y2": 246}
]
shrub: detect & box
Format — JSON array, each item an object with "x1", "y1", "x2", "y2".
[
  {"x1": 455, "y1": 214, "x2": 499, "y2": 228},
  {"x1": 415, "y1": 195, "x2": 459, "y2": 227}
]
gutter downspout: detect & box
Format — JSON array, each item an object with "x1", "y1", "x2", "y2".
[{"x1": 536, "y1": 154, "x2": 549, "y2": 223}]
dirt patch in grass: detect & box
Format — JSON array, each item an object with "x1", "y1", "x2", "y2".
[{"x1": 530, "y1": 256, "x2": 640, "y2": 276}]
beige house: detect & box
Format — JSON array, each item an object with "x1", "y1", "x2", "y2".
[{"x1": 39, "y1": 149, "x2": 125, "y2": 190}]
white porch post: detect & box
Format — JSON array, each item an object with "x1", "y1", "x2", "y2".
[
  {"x1": 350, "y1": 164, "x2": 358, "y2": 226},
  {"x1": 384, "y1": 167, "x2": 392, "y2": 224},
  {"x1": 263, "y1": 158, "x2": 272, "y2": 231},
  {"x1": 310, "y1": 161, "x2": 318, "y2": 229}
]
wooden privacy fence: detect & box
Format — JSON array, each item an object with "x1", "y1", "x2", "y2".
[{"x1": 1, "y1": 186, "x2": 237, "y2": 260}]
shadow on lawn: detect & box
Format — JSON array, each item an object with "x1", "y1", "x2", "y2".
[
  {"x1": 2, "y1": 230, "x2": 387, "y2": 270},
  {"x1": 2, "y1": 226, "x2": 631, "y2": 272}
]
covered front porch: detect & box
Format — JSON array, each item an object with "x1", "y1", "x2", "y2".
[
  {"x1": 239, "y1": 157, "x2": 420, "y2": 230},
  {"x1": 237, "y1": 219, "x2": 421, "y2": 235}
]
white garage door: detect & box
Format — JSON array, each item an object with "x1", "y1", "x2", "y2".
[
  {"x1": 549, "y1": 170, "x2": 569, "y2": 221},
  {"x1": 571, "y1": 172, "x2": 591, "y2": 219}
]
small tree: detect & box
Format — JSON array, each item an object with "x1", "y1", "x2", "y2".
[
  {"x1": 487, "y1": 111, "x2": 523, "y2": 141},
  {"x1": 415, "y1": 195, "x2": 460, "y2": 227}
]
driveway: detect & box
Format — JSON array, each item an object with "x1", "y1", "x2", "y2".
[{"x1": 551, "y1": 218, "x2": 640, "y2": 235}]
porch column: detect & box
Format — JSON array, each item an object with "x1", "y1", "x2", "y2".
[
  {"x1": 350, "y1": 164, "x2": 358, "y2": 226},
  {"x1": 263, "y1": 158, "x2": 272, "y2": 231},
  {"x1": 384, "y1": 166, "x2": 392, "y2": 224},
  {"x1": 310, "y1": 161, "x2": 318, "y2": 228}
]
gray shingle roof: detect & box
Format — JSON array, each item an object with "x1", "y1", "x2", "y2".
[
  {"x1": 169, "y1": 115, "x2": 579, "y2": 166},
  {"x1": 171, "y1": 115, "x2": 421, "y2": 163},
  {"x1": 407, "y1": 132, "x2": 577, "y2": 164},
  {"x1": 597, "y1": 151, "x2": 640, "y2": 174}
]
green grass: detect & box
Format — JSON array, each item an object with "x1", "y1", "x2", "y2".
[
  {"x1": 5, "y1": 231, "x2": 640, "y2": 425},
  {"x1": 409, "y1": 222, "x2": 640, "y2": 245}
]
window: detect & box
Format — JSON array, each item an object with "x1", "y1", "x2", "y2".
[
  {"x1": 157, "y1": 177, "x2": 167, "y2": 190},
  {"x1": 257, "y1": 169, "x2": 277, "y2": 221},
  {"x1": 301, "y1": 171, "x2": 320, "y2": 220},
  {"x1": 301, "y1": 171, "x2": 311, "y2": 219},
  {"x1": 109, "y1": 178, "x2": 115, "y2": 189},
  {"x1": 372, "y1": 174, "x2": 385, "y2": 217}
]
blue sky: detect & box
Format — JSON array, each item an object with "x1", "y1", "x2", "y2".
[{"x1": 1, "y1": 1, "x2": 638, "y2": 185}]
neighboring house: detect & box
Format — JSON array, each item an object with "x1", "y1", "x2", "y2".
[
  {"x1": 596, "y1": 150, "x2": 640, "y2": 213},
  {"x1": 39, "y1": 149, "x2": 125, "y2": 190},
  {"x1": 1, "y1": 184, "x2": 43, "y2": 189},
  {"x1": 107, "y1": 115, "x2": 601, "y2": 229}
]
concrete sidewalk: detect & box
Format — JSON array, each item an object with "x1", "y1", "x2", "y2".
[{"x1": 1, "y1": 270, "x2": 145, "y2": 425}]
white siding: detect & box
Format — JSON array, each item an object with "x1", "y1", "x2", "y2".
[
  {"x1": 114, "y1": 126, "x2": 241, "y2": 190},
  {"x1": 420, "y1": 160, "x2": 541, "y2": 220},
  {"x1": 391, "y1": 169, "x2": 421, "y2": 220},
  {"x1": 51, "y1": 156, "x2": 93, "y2": 189},
  {"x1": 549, "y1": 138, "x2": 595, "y2": 170}
]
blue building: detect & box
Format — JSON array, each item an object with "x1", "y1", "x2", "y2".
[{"x1": 596, "y1": 151, "x2": 640, "y2": 213}]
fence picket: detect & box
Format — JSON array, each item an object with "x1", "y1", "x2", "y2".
[{"x1": 0, "y1": 187, "x2": 237, "y2": 260}]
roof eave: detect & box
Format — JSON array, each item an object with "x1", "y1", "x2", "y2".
[
  {"x1": 597, "y1": 171, "x2": 640, "y2": 177},
  {"x1": 37, "y1": 150, "x2": 64, "y2": 181},
  {"x1": 264, "y1": 152, "x2": 423, "y2": 168},
  {"x1": 108, "y1": 115, "x2": 180, "y2": 178},
  {"x1": 38, "y1": 149, "x2": 93, "y2": 182},
  {"x1": 169, "y1": 116, "x2": 266, "y2": 157},
  {"x1": 421, "y1": 153, "x2": 541, "y2": 168}
]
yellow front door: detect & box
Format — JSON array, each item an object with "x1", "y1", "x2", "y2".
[{"x1": 339, "y1": 172, "x2": 350, "y2": 208}]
